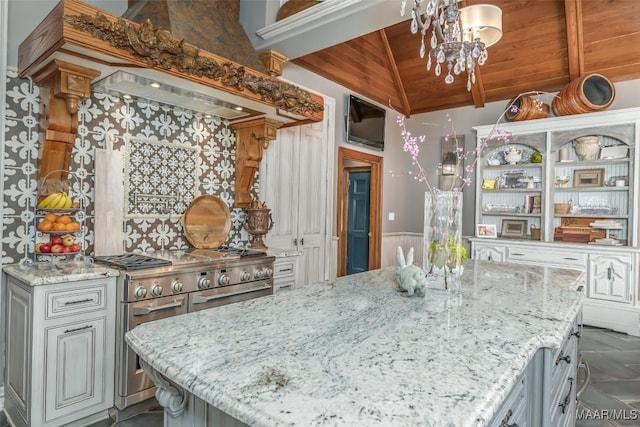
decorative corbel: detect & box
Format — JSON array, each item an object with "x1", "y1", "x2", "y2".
[
  {"x1": 232, "y1": 118, "x2": 281, "y2": 207},
  {"x1": 31, "y1": 60, "x2": 100, "y2": 183}
]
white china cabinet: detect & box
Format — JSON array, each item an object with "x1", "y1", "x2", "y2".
[{"x1": 472, "y1": 107, "x2": 640, "y2": 336}]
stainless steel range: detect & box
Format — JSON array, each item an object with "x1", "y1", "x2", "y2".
[{"x1": 94, "y1": 248, "x2": 275, "y2": 417}]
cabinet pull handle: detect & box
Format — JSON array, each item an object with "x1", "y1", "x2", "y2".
[
  {"x1": 278, "y1": 267, "x2": 293, "y2": 272},
  {"x1": 499, "y1": 409, "x2": 519, "y2": 427},
  {"x1": 563, "y1": 257, "x2": 579, "y2": 261},
  {"x1": 607, "y1": 266, "x2": 614, "y2": 280},
  {"x1": 64, "y1": 325, "x2": 92, "y2": 334},
  {"x1": 488, "y1": 254, "x2": 492, "y2": 261},
  {"x1": 558, "y1": 377, "x2": 574, "y2": 414},
  {"x1": 571, "y1": 329, "x2": 581, "y2": 339},
  {"x1": 556, "y1": 350, "x2": 571, "y2": 365},
  {"x1": 64, "y1": 297, "x2": 94, "y2": 305},
  {"x1": 132, "y1": 300, "x2": 183, "y2": 315},
  {"x1": 511, "y1": 253, "x2": 524, "y2": 256}
]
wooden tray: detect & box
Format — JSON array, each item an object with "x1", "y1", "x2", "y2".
[{"x1": 181, "y1": 195, "x2": 231, "y2": 248}]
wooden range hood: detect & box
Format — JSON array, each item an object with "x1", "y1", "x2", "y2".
[{"x1": 18, "y1": 0, "x2": 324, "y2": 207}]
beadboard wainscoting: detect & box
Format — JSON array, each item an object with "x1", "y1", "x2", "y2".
[
  {"x1": 381, "y1": 233, "x2": 472, "y2": 269},
  {"x1": 381, "y1": 233, "x2": 425, "y2": 268}
]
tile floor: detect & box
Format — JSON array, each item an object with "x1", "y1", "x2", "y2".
[{"x1": 0, "y1": 326, "x2": 638, "y2": 426}]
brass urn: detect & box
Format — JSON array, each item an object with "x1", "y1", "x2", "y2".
[{"x1": 243, "y1": 205, "x2": 274, "y2": 249}]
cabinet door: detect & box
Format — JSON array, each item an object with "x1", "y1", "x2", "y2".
[
  {"x1": 588, "y1": 254, "x2": 633, "y2": 303},
  {"x1": 474, "y1": 245, "x2": 506, "y2": 262},
  {"x1": 44, "y1": 317, "x2": 106, "y2": 422},
  {"x1": 5, "y1": 282, "x2": 32, "y2": 425}
]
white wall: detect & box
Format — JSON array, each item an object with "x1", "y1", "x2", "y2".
[{"x1": 283, "y1": 61, "x2": 640, "y2": 237}]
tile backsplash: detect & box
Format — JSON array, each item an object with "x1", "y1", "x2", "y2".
[{"x1": 2, "y1": 68, "x2": 255, "y2": 265}]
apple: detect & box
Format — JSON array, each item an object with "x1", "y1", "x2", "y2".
[
  {"x1": 50, "y1": 236, "x2": 64, "y2": 246},
  {"x1": 50, "y1": 244, "x2": 63, "y2": 254},
  {"x1": 62, "y1": 235, "x2": 75, "y2": 246},
  {"x1": 62, "y1": 245, "x2": 75, "y2": 253},
  {"x1": 34, "y1": 242, "x2": 43, "y2": 253},
  {"x1": 69, "y1": 243, "x2": 81, "y2": 253},
  {"x1": 40, "y1": 244, "x2": 52, "y2": 253}
]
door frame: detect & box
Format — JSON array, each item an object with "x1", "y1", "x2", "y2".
[{"x1": 337, "y1": 147, "x2": 382, "y2": 277}]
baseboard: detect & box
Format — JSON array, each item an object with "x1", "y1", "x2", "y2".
[{"x1": 583, "y1": 301, "x2": 640, "y2": 337}]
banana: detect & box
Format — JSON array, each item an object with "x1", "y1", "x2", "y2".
[
  {"x1": 38, "y1": 193, "x2": 59, "y2": 209},
  {"x1": 63, "y1": 194, "x2": 73, "y2": 209},
  {"x1": 53, "y1": 192, "x2": 68, "y2": 209}
]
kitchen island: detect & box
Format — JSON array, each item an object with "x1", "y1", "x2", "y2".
[{"x1": 125, "y1": 260, "x2": 584, "y2": 426}]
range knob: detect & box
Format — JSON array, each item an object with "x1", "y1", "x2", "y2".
[
  {"x1": 264, "y1": 267, "x2": 273, "y2": 278},
  {"x1": 151, "y1": 284, "x2": 163, "y2": 297},
  {"x1": 254, "y1": 269, "x2": 264, "y2": 279},
  {"x1": 171, "y1": 279, "x2": 183, "y2": 293},
  {"x1": 218, "y1": 274, "x2": 231, "y2": 286},
  {"x1": 240, "y1": 271, "x2": 251, "y2": 282},
  {"x1": 134, "y1": 286, "x2": 147, "y2": 299},
  {"x1": 197, "y1": 277, "x2": 211, "y2": 289}
]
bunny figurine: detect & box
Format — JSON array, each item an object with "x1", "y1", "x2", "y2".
[{"x1": 396, "y1": 246, "x2": 427, "y2": 297}]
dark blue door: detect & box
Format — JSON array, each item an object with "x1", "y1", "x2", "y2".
[{"x1": 346, "y1": 171, "x2": 370, "y2": 275}]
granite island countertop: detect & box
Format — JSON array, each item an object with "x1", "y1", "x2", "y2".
[
  {"x1": 3, "y1": 260, "x2": 120, "y2": 286},
  {"x1": 125, "y1": 260, "x2": 584, "y2": 427}
]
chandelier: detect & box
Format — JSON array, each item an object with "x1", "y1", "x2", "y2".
[{"x1": 401, "y1": 0, "x2": 503, "y2": 90}]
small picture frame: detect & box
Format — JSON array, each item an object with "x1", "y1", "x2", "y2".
[
  {"x1": 476, "y1": 224, "x2": 498, "y2": 238},
  {"x1": 501, "y1": 219, "x2": 528, "y2": 239},
  {"x1": 482, "y1": 178, "x2": 497, "y2": 190},
  {"x1": 573, "y1": 168, "x2": 605, "y2": 187}
]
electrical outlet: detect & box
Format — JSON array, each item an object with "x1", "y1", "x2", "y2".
[{"x1": 388, "y1": 212, "x2": 395, "y2": 221}]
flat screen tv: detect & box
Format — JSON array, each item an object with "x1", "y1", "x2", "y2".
[{"x1": 346, "y1": 95, "x2": 385, "y2": 151}]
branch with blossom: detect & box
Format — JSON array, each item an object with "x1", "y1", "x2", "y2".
[{"x1": 393, "y1": 91, "x2": 556, "y2": 194}]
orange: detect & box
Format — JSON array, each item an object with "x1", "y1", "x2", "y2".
[
  {"x1": 53, "y1": 223, "x2": 67, "y2": 231},
  {"x1": 55, "y1": 215, "x2": 72, "y2": 224},
  {"x1": 66, "y1": 222, "x2": 81, "y2": 231},
  {"x1": 44, "y1": 213, "x2": 58, "y2": 222},
  {"x1": 37, "y1": 220, "x2": 53, "y2": 232}
]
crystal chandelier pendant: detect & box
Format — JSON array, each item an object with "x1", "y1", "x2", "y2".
[
  {"x1": 467, "y1": 75, "x2": 471, "y2": 91},
  {"x1": 426, "y1": 0, "x2": 436, "y2": 15},
  {"x1": 401, "y1": 0, "x2": 408, "y2": 15},
  {"x1": 411, "y1": 13, "x2": 419, "y2": 34},
  {"x1": 445, "y1": 73, "x2": 454, "y2": 84},
  {"x1": 426, "y1": 55, "x2": 432, "y2": 71},
  {"x1": 420, "y1": 38, "x2": 426, "y2": 58},
  {"x1": 435, "y1": 63, "x2": 441, "y2": 76},
  {"x1": 437, "y1": 48, "x2": 446, "y2": 63}
]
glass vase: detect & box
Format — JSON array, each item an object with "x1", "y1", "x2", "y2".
[{"x1": 423, "y1": 191, "x2": 465, "y2": 290}]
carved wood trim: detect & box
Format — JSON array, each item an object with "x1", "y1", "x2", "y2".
[
  {"x1": 259, "y1": 50, "x2": 288, "y2": 77},
  {"x1": 58, "y1": 1, "x2": 323, "y2": 118},
  {"x1": 232, "y1": 118, "x2": 282, "y2": 208},
  {"x1": 32, "y1": 59, "x2": 100, "y2": 183}
]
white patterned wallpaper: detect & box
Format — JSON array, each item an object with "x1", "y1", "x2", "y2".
[{"x1": 2, "y1": 68, "x2": 255, "y2": 264}]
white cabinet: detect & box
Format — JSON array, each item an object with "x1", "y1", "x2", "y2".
[
  {"x1": 473, "y1": 244, "x2": 506, "y2": 262},
  {"x1": 260, "y1": 98, "x2": 335, "y2": 286},
  {"x1": 473, "y1": 108, "x2": 640, "y2": 336},
  {"x1": 269, "y1": 251, "x2": 302, "y2": 291},
  {"x1": 588, "y1": 252, "x2": 634, "y2": 303},
  {"x1": 3, "y1": 274, "x2": 116, "y2": 427}
]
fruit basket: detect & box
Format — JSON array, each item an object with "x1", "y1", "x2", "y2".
[{"x1": 26, "y1": 170, "x2": 89, "y2": 265}]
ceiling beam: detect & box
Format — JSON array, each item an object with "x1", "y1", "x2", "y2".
[
  {"x1": 379, "y1": 29, "x2": 411, "y2": 116},
  {"x1": 469, "y1": 66, "x2": 486, "y2": 108},
  {"x1": 563, "y1": 0, "x2": 584, "y2": 79}
]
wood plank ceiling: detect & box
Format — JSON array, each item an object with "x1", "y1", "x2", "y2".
[{"x1": 292, "y1": 0, "x2": 640, "y2": 117}]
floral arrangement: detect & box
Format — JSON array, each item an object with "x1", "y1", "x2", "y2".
[
  {"x1": 396, "y1": 91, "x2": 553, "y2": 193},
  {"x1": 393, "y1": 91, "x2": 553, "y2": 290}
]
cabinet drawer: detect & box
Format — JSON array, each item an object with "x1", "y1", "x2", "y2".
[
  {"x1": 46, "y1": 284, "x2": 107, "y2": 319},
  {"x1": 273, "y1": 260, "x2": 296, "y2": 280},
  {"x1": 506, "y1": 247, "x2": 586, "y2": 268}
]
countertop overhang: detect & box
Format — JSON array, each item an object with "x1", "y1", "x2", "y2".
[
  {"x1": 126, "y1": 260, "x2": 584, "y2": 426},
  {"x1": 18, "y1": 0, "x2": 324, "y2": 126}
]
